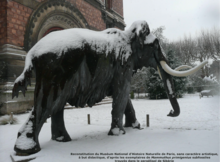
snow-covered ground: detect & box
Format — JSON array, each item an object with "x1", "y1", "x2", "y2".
[{"x1": 0, "y1": 94, "x2": 219, "y2": 162}]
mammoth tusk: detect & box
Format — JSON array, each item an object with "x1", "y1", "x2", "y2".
[
  {"x1": 157, "y1": 65, "x2": 191, "y2": 79},
  {"x1": 174, "y1": 65, "x2": 192, "y2": 71},
  {"x1": 157, "y1": 66, "x2": 162, "y2": 79},
  {"x1": 160, "y1": 60, "x2": 208, "y2": 77}
]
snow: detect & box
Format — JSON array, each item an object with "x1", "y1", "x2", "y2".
[
  {"x1": 144, "y1": 33, "x2": 156, "y2": 44},
  {"x1": 0, "y1": 95, "x2": 219, "y2": 162},
  {"x1": 28, "y1": 28, "x2": 129, "y2": 59},
  {"x1": 125, "y1": 20, "x2": 149, "y2": 38},
  {"x1": 157, "y1": 66, "x2": 162, "y2": 79},
  {"x1": 174, "y1": 65, "x2": 192, "y2": 71},
  {"x1": 15, "y1": 20, "x2": 149, "y2": 84},
  {"x1": 132, "y1": 120, "x2": 140, "y2": 127},
  {"x1": 15, "y1": 111, "x2": 36, "y2": 150},
  {"x1": 4, "y1": 101, "x2": 17, "y2": 103},
  {"x1": 201, "y1": 90, "x2": 211, "y2": 93},
  {"x1": 203, "y1": 75, "x2": 219, "y2": 84},
  {"x1": 167, "y1": 79, "x2": 173, "y2": 95},
  {"x1": 111, "y1": 128, "x2": 120, "y2": 135},
  {"x1": 194, "y1": 59, "x2": 215, "y2": 67},
  {"x1": 56, "y1": 136, "x2": 64, "y2": 141},
  {"x1": 15, "y1": 120, "x2": 36, "y2": 150}
]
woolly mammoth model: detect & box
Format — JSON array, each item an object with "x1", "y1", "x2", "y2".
[{"x1": 12, "y1": 20, "x2": 207, "y2": 155}]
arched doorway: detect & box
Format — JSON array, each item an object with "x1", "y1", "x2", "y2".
[
  {"x1": 43, "y1": 27, "x2": 64, "y2": 37},
  {"x1": 24, "y1": 0, "x2": 89, "y2": 51}
]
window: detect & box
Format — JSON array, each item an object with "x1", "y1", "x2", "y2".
[
  {"x1": 106, "y1": 22, "x2": 114, "y2": 28},
  {"x1": 105, "y1": 0, "x2": 112, "y2": 10}
]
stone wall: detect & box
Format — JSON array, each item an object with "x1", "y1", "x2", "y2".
[
  {"x1": 71, "y1": 0, "x2": 106, "y2": 30},
  {"x1": 7, "y1": 1, "x2": 32, "y2": 47},
  {"x1": 112, "y1": 0, "x2": 123, "y2": 17},
  {"x1": 0, "y1": 0, "x2": 7, "y2": 46},
  {"x1": 0, "y1": 44, "x2": 34, "y2": 115}
]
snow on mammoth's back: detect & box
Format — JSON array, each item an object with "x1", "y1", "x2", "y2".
[{"x1": 28, "y1": 28, "x2": 131, "y2": 61}]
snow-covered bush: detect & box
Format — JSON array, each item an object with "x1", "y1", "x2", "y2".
[
  {"x1": 130, "y1": 91, "x2": 134, "y2": 99},
  {"x1": 187, "y1": 73, "x2": 219, "y2": 94},
  {"x1": 203, "y1": 74, "x2": 219, "y2": 84},
  {"x1": 146, "y1": 67, "x2": 167, "y2": 99},
  {"x1": 131, "y1": 67, "x2": 148, "y2": 94}
]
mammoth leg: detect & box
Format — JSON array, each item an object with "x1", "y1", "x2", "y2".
[
  {"x1": 108, "y1": 95, "x2": 128, "y2": 135},
  {"x1": 14, "y1": 82, "x2": 50, "y2": 155},
  {"x1": 14, "y1": 108, "x2": 41, "y2": 155},
  {"x1": 108, "y1": 102, "x2": 127, "y2": 136},
  {"x1": 51, "y1": 107, "x2": 71, "y2": 142},
  {"x1": 157, "y1": 65, "x2": 180, "y2": 117},
  {"x1": 124, "y1": 99, "x2": 140, "y2": 129},
  {"x1": 108, "y1": 70, "x2": 132, "y2": 135}
]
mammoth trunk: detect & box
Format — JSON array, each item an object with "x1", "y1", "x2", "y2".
[{"x1": 158, "y1": 65, "x2": 180, "y2": 117}]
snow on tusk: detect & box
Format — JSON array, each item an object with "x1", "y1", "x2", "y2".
[
  {"x1": 157, "y1": 66, "x2": 162, "y2": 79},
  {"x1": 174, "y1": 65, "x2": 192, "y2": 71}
]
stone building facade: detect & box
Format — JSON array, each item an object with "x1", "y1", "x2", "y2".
[{"x1": 0, "y1": 0, "x2": 125, "y2": 115}]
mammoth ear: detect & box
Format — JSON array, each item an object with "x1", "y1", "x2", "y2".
[{"x1": 153, "y1": 39, "x2": 168, "y2": 62}]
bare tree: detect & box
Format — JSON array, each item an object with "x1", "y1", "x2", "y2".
[
  {"x1": 169, "y1": 28, "x2": 220, "y2": 77},
  {"x1": 211, "y1": 27, "x2": 220, "y2": 58},
  {"x1": 174, "y1": 35, "x2": 196, "y2": 65}
]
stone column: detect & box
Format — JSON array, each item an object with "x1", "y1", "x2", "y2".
[{"x1": 0, "y1": 44, "x2": 34, "y2": 115}]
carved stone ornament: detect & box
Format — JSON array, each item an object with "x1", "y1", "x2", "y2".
[
  {"x1": 24, "y1": 0, "x2": 89, "y2": 51},
  {"x1": 37, "y1": 15, "x2": 79, "y2": 40}
]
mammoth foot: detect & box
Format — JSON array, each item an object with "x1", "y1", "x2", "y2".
[
  {"x1": 108, "y1": 117, "x2": 126, "y2": 135},
  {"x1": 108, "y1": 127, "x2": 126, "y2": 136},
  {"x1": 14, "y1": 131, "x2": 41, "y2": 155},
  {"x1": 124, "y1": 120, "x2": 141, "y2": 129},
  {"x1": 52, "y1": 134, "x2": 71, "y2": 142},
  {"x1": 53, "y1": 136, "x2": 71, "y2": 142},
  {"x1": 14, "y1": 144, "x2": 41, "y2": 156},
  {"x1": 167, "y1": 110, "x2": 179, "y2": 117},
  {"x1": 51, "y1": 125, "x2": 71, "y2": 142}
]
